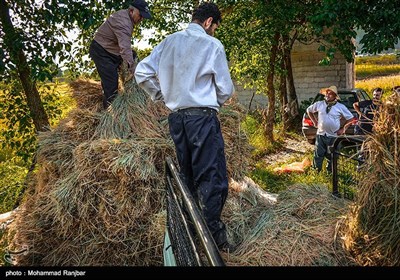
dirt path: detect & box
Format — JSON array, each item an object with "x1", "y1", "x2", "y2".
[{"x1": 263, "y1": 137, "x2": 314, "y2": 166}]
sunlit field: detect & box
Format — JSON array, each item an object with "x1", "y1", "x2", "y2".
[
  {"x1": 355, "y1": 54, "x2": 400, "y2": 96},
  {"x1": 355, "y1": 75, "x2": 400, "y2": 97}
]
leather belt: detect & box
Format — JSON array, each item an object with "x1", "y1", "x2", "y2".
[{"x1": 177, "y1": 107, "x2": 217, "y2": 116}]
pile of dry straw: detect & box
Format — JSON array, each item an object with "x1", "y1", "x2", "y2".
[
  {"x1": 225, "y1": 179, "x2": 354, "y2": 266},
  {"x1": 340, "y1": 92, "x2": 400, "y2": 266},
  {"x1": 8, "y1": 77, "x2": 250, "y2": 266}
]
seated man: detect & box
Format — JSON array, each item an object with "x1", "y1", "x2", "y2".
[
  {"x1": 353, "y1": 87, "x2": 383, "y2": 169},
  {"x1": 353, "y1": 87, "x2": 383, "y2": 135}
]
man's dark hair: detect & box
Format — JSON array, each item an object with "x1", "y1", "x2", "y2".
[
  {"x1": 373, "y1": 87, "x2": 383, "y2": 93},
  {"x1": 192, "y1": 2, "x2": 221, "y2": 25}
]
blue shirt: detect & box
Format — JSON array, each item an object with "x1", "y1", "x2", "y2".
[{"x1": 134, "y1": 23, "x2": 235, "y2": 111}]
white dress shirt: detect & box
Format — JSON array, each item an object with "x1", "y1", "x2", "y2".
[
  {"x1": 134, "y1": 23, "x2": 234, "y2": 111},
  {"x1": 307, "y1": 101, "x2": 354, "y2": 137}
]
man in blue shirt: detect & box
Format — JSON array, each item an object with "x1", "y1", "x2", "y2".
[{"x1": 135, "y1": 3, "x2": 235, "y2": 252}]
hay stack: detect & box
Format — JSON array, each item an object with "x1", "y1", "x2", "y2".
[
  {"x1": 224, "y1": 181, "x2": 354, "y2": 266},
  {"x1": 341, "y1": 93, "x2": 400, "y2": 266},
  {"x1": 9, "y1": 74, "x2": 250, "y2": 265}
]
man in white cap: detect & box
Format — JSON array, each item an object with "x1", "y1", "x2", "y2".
[
  {"x1": 89, "y1": 0, "x2": 152, "y2": 109},
  {"x1": 306, "y1": 85, "x2": 354, "y2": 172}
]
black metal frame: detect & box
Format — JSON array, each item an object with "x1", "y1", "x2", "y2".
[
  {"x1": 165, "y1": 156, "x2": 225, "y2": 266},
  {"x1": 331, "y1": 135, "x2": 365, "y2": 198}
]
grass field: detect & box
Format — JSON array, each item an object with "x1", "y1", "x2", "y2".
[
  {"x1": 355, "y1": 74, "x2": 400, "y2": 97},
  {"x1": 355, "y1": 53, "x2": 400, "y2": 80},
  {"x1": 355, "y1": 54, "x2": 400, "y2": 97}
]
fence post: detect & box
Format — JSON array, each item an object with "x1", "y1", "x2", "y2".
[{"x1": 331, "y1": 139, "x2": 340, "y2": 198}]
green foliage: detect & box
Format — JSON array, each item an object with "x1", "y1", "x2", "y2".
[
  {"x1": 241, "y1": 111, "x2": 284, "y2": 158},
  {"x1": 0, "y1": 79, "x2": 69, "y2": 163},
  {"x1": 0, "y1": 81, "x2": 37, "y2": 163},
  {"x1": 299, "y1": 97, "x2": 314, "y2": 117},
  {"x1": 0, "y1": 161, "x2": 27, "y2": 213},
  {"x1": 309, "y1": 0, "x2": 400, "y2": 62},
  {"x1": 0, "y1": 81, "x2": 73, "y2": 214}
]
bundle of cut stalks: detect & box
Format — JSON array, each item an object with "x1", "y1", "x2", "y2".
[
  {"x1": 8, "y1": 66, "x2": 251, "y2": 265},
  {"x1": 340, "y1": 93, "x2": 400, "y2": 266},
  {"x1": 223, "y1": 181, "x2": 354, "y2": 266}
]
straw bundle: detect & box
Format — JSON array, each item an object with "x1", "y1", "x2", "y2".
[
  {"x1": 221, "y1": 96, "x2": 252, "y2": 179},
  {"x1": 340, "y1": 93, "x2": 400, "y2": 266},
  {"x1": 224, "y1": 182, "x2": 354, "y2": 266},
  {"x1": 69, "y1": 79, "x2": 103, "y2": 112},
  {"x1": 8, "y1": 70, "x2": 250, "y2": 265}
]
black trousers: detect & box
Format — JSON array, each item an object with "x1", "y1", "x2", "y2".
[
  {"x1": 89, "y1": 40, "x2": 122, "y2": 109},
  {"x1": 168, "y1": 109, "x2": 229, "y2": 247}
]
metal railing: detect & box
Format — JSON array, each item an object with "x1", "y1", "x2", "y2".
[
  {"x1": 331, "y1": 135, "x2": 365, "y2": 199},
  {"x1": 164, "y1": 156, "x2": 225, "y2": 266}
]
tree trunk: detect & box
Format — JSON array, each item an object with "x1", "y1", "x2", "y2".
[
  {"x1": 0, "y1": 0, "x2": 50, "y2": 132},
  {"x1": 284, "y1": 34, "x2": 300, "y2": 131},
  {"x1": 262, "y1": 32, "x2": 280, "y2": 142},
  {"x1": 279, "y1": 55, "x2": 289, "y2": 130}
]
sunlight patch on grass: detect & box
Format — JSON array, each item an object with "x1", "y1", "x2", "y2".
[
  {"x1": 355, "y1": 75, "x2": 400, "y2": 98},
  {"x1": 356, "y1": 64, "x2": 400, "y2": 80},
  {"x1": 355, "y1": 54, "x2": 400, "y2": 80},
  {"x1": 250, "y1": 161, "x2": 331, "y2": 194}
]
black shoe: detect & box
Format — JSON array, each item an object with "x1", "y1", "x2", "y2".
[{"x1": 218, "y1": 242, "x2": 237, "y2": 253}]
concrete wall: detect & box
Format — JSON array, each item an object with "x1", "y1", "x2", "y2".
[
  {"x1": 234, "y1": 82, "x2": 268, "y2": 111},
  {"x1": 291, "y1": 41, "x2": 354, "y2": 103},
  {"x1": 234, "y1": 41, "x2": 354, "y2": 109}
]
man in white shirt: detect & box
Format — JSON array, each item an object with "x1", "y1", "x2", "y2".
[
  {"x1": 135, "y1": 3, "x2": 235, "y2": 252},
  {"x1": 307, "y1": 86, "x2": 354, "y2": 172}
]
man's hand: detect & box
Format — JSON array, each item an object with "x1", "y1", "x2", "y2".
[
  {"x1": 336, "y1": 128, "x2": 345, "y2": 135},
  {"x1": 307, "y1": 111, "x2": 318, "y2": 127},
  {"x1": 312, "y1": 120, "x2": 318, "y2": 127},
  {"x1": 126, "y1": 72, "x2": 134, "y2": 82}
]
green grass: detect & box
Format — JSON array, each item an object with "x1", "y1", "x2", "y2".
[
  {"x1": 355, "y1": 75, "x2": 400, "y2": 98},
  {"x1": 241, "y1": 110, "x2": 336, "y2": 195},
  {"x1": 356, "y1": 54, "x2": 400, "y2": 65},
  {"x1": 356, "y1": 64, "x2": 400, "y2": 80},
  {"x1": 241, "y1": 113, "x2": 284, "y2": 159},
  {"x1": 40, "y1": 81, "x2": 76, "y2": 126},
  {"x1": 248, "y1": 149, "x2": 332, "y2": 193},
  {"x1": 356, "y1": 54, "x2": 400, "y2": 80}
]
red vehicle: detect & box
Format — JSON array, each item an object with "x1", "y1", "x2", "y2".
[{"x1": 302, "y1": 88, "x2": 371, "y2": 145}]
